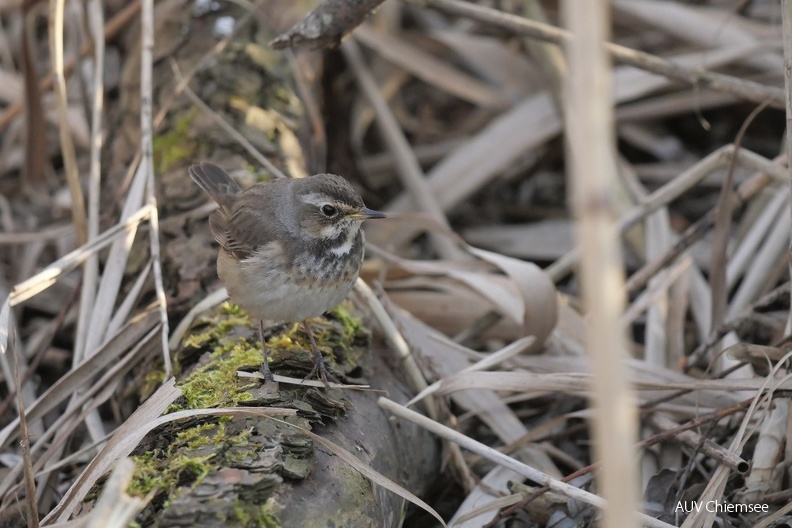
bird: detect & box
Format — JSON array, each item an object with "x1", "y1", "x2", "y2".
[{"x1": 189, "y1": 162, "x2": 386, "y2": 386}]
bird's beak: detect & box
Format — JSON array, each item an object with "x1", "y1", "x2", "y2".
[{"x1": 350, "y1": 207, "x2": 387, "y2": 220}]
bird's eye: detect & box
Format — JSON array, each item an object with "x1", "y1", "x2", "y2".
[{"x1": 321, "y1": 204, "x2": 338, "y2": 217}]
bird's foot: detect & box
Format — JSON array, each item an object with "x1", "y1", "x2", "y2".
[
  {"x1": 259, "y1": 361, "x2": 276, "y2": 383},
  {"x1": 258, "y1": 320, "x2": 277, "y2": 387},
  {"x1": 304, "y1": 353, "x2": 341, "y2": 389}
]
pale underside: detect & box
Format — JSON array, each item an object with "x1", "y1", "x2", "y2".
[{"x1": 217, "y1": 239, "x2": 361, "y2": 322}]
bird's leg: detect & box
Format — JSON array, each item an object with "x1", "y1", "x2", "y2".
[
  {"x1": 302, "y1": 319, "x2": 340, "y2": 388},
  {"x1": 258, "y1": 320, "x2": 274, "y2": 382}
]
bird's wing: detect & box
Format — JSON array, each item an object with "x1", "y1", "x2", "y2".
[
  {"x1": 207, "y1": 209, "x2": 237, "y2": 256},
  {"x1": 216, "y1": 182, "x2": 286, "y2": 260}
]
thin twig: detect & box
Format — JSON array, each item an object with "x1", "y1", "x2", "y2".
[
  {"x1": 140, "y1": 0, "x2": 171, "y2": 377},
  {"x1": 74, "y1": 0, "x2": 106, "y2": 371},
  {"x1": 48, "y1": 0, "x2": 86, "y2": 245},
  {"x1": 170, "y1": 60, "x2": 288, "y2": 179},
  {"x1": 548, "y1": 145, "x2": 786, "y2": 282},
  {"x1": 342, "y1": 39, "x2": 462, "y2": 259},
  {"x1": 14, "y1": 337, "x2": 38, "y2": 528},
  {"x1": 709, "y1": 101, "x2": 772, "y2": 340},
  {"x1": 379, "y1": 397, "x2": 676, "y2": 528},
  {"x1": 625, "y1": 170, "x2": 773, "y2": 296},
  {"x1": 0, "y1": 0, "x2": 142, "y2": 133},
  {"x1": 687, "y1": 282, "x2": 791, "y2": 371},
  {"x1": 407, "y1": 0, "x2": 785, "y2": 107}
]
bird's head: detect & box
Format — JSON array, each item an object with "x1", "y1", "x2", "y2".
[{"x1": 293, "y1": 174, "x2": 386, "y2": 244}]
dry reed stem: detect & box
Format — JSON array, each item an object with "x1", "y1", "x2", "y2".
[
  {"x1": 548, "y1": 145, "x2": 786, "y2": 282},
  {"x1": 408, "y1": 0, "x2": 784, "y2": 107},
  {"x1": 0, "y1": 314, "x2": 160, "y2": 502},
  {"x1": 0, "y1": 224, "x2": 74, "y2": 244},
  {"x1": 353, "y1": 24, "x2": 506, "y2": 108},
  {"x1": 752, "y1": 500, "x2": 792, "y2": 528},
  {"x1": 646, "y1": 413, "x2": 748, "y2": 473},
  {"x1": 727, "y1": 180, "x2": 787, "y2": 288},
  {"x1": 48, "y1": 0, "x2": 85, "y2": 246},
  {"x1": 74, "y1": 0, "x2": 106, "y2": 379},
  {"x1": 709, "y1": 103, "x2": 772, "y2": 355},
  {"x1": 464, "y1": 397, "x2": 758, "y2": 519},
  {"x1": 783, "y1": 0, "x2": 792, "y2": 334},
  {"x1": 2, "y1": 205, "x2": 154, "y2": 312},
  {"x1": 379, "y1": 398, "x2": 675, "y2": 528},
  {"x1": 562, "y1": 2, "x2": 639, "y2": 527},
  {"x1": 342, "y1": 38, "x2": 462, "y2": 259},
  {"x1": 687, "y1": 281, "x2": 790, "y2": 369},
  {"x1": 354, "y1": 280, "x2": 434, "y2": 410},
  {"x1": 678, "y1": 372, "x2": 783, "y2": 528},
  {"x1": 42, "y1": 378, "x2": 181, "y2": 523},
  {"x1": 0, "y1": 0, "x2": 142, "y2": 133},
  {"x1": 29, "y1": 326, "x2": 159, "y2": 472},
  {"x1": 518, "y1": 1, "x2": 566, "y2": 109},
  {"x1": 407, "y1": 335, "x2": 535, "y2": 407},
  {"x1": 4, "y1": 0, "x2": 790, "y2": 524},
  {"x1": 139, "y1": 0, "x2": 171, "y2": 377},
  {"x1": 740, "y1": 398, "x2": 788, "y2": 501},
  {"x1": 627, "y1": 171, "x2": 776, "y2": 297},
  {"x1": 15, "y1": 359, "x2": 38, "y2": 528},
  {"x1": 83, "y1": 458, "x2": 151, "y2": 528},
  {"x1": 78, "y1": 161, "x2": 148, "y2": 367}
]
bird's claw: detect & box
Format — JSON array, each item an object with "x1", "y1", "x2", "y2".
[{"x1": 304, "y1": 354, "x2": 341, "y2": 389}]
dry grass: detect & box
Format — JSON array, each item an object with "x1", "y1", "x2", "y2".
[{"x1": 1, "y1": 1, "x2": 792, "y2": 527}]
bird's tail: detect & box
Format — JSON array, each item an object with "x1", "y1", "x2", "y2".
[{"x1": 189, "y1": 162, "x2": 242, "y2": 208}]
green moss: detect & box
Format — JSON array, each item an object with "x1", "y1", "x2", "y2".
[
  {"x1": 129, "y1": 450, "x2": 213, "y2": 497},
  {"x1": 126, "y1": 417, "x2": 266, "y2": 523},
  {"x1": 233, "y1": 501, "x2": 251, "y2": 525},
  {"x1": 172, "y1": 452, "x2": 213, "y2": 483},
  {"x1": 128, "y1": 431, "x2": 216, "y2": 500},
  {"x1": 175, "y1": 421, "x2": 227, "y2": 450},
  {"x1": 174, "y1": 343, "x2": 258, "y2": 410},
  {"x1": 172, "y1": 302, "x2": 269, "y2": 411},
  {"x1": 183, "y1": 303, "x2": 251, "y2": 349},
  {"x1": 140, "y1": 367, "x2": 168, "y2": 400},
  {"x1": 210, "y1": 303, "x2": 370, "y2": 377},
  {"x1": 227, "y1": 427, "x2": 251, "y2": 446},
  {"x1": 253, "y1": 498, "x2": 281, "y2": 528},
  {"x1": 299, "y1": 302, "x2": 370, "y2": 370},
  {"x1": 124, "y1": 300, "x2": 368, "y2": 523},
  {"x1": 328, "y1": 302, "x2": 367, "y2": 344},
  {"x1": 220, "y1": 302, "x2": 245, "y2": 317},
  {"x1": 127, "y1": 451, "x2": 166, "y2": 496},
  {"x1": 182, "y1": 331, "x2": 214, "y2": 349},
  {"x1": 265, "y1": 324, "x2": 302, "y2": 353},
  {"x1": 153, "y1": 108, "x2": 198, "y2": 174},
  {"x1": 233, "y1": 497, "x2": 281, "y2": 528}
]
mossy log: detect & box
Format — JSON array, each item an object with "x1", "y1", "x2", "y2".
[{"x1": 128, "y1": 303, "x2": 439, "y2": 527}]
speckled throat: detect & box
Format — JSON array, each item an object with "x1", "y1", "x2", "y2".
[{"x1": 294, "y1": 230, "x2": 365, "y2": 285}]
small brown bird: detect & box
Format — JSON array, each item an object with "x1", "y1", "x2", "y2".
[{"x1": 189, "y1": 162, "x2": 386, "y2": 385}]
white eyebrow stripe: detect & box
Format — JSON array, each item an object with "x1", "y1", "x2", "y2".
[{"x1": 301, "y1": 192, "x2": 330, "y2": 207}]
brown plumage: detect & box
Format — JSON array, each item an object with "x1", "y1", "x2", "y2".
[{"x1": 189, "y1": 162, "x2": 385, "y2": 385}]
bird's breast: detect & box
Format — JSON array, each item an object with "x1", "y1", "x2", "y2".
[{"x1": 218, "y1": 240, "x2": 363, "y2": 323}]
